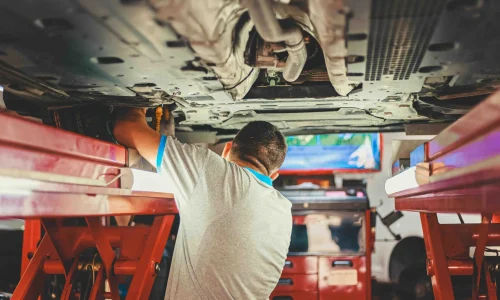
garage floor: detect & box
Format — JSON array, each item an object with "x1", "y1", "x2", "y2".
[{"x1": 372, "y1": 282, "x2": 420, "y2": 300}]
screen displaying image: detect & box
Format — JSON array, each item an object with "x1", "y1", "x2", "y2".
[{"x1": 281, "y1": 133, "x2": 381, "y2": 172}]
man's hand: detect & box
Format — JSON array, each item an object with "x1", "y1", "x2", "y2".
[
  {"x1": 114, "y1": 107, "x2": 161, "y2": 167},
  {"x1": 160, "y1": 109, "x2": 175, "y2": 137}
]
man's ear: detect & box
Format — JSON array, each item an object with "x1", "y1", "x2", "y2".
[
  {"x1": 270, "y1": 171, "x2": 280, "y2": 181},
  {"x1": 222, "y1": 142, "x2": 233, "y2": 159}
]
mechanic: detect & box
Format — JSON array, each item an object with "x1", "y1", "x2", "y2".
[{"x1": 113, "y1": 108, "x2": 292, "y2": 300}]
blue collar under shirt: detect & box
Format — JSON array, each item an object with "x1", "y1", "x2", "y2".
[{"x1": 245, "y1": 168, "x2": 273, "y2": 186}]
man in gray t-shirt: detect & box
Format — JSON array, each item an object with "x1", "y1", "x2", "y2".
[{"x1": 114, "y1": 108, "x2": 292, "y2": 299}]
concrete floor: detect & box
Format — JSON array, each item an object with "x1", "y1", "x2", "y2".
[{"x1": 373, "y1": 282, "x2": 416, "y2": 300}]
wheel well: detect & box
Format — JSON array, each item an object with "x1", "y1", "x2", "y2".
[{"x1": 389, "y1": 236, "x2": 427, "y2": 282}]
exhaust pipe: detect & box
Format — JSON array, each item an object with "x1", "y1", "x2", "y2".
[
  {"x1": 309, "y1": 0, "x2": 353, "y2": 96},
  {"x1": 242, "y1": 0, "x2": 307, "y2": 82}
]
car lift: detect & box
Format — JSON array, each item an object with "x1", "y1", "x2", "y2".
[
  {"x1": 0, "y1": 113, "x2": 178, "y2": 300},
  {"x1": 388, "y1": 91, "x2": 500, "y2": 300}
]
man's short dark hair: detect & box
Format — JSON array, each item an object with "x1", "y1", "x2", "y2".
[{"x1": 232, "y1": 121, "x2": 287, "y2": 173}]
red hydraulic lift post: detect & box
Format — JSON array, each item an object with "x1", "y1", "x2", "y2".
[
  {"x1": 21, "y1": 220, "x2": 41, "y2": 275},
  {"x1": 388, "y1": 90, "x2": 500, "y2": 300},
  {"x1": 0, "y1": 113, "x2": 179, "y2": 300}
]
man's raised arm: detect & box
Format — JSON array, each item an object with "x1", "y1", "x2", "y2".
[
  {"x1": 114, "y1": 107, "x2": 213, "y2": 206},
  {"x1": 113, "y1": 108, "x2": 162, "y2": 167}
]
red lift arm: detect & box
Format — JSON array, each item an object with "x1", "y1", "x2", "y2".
[
  {"x1": 389, "y1": 91, "x2": 500, "y2": 300},
  {"x1": 0, "y1": 113, "x2": 178, "y2": 300}
]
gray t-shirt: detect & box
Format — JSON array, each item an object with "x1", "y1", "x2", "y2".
[{"x1": 157, "y1": 137, "x2": 292, "y2": 300}]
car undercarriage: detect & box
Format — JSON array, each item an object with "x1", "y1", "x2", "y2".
[{"x1": 0, "y1": 0, "x2": 499, "y2": 141}]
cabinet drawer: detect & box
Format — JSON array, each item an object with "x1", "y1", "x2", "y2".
[
  {"x1": 273, "y1": 274, "x2": 318, "y2": 292},
  {"x1": 282, "y1": 256, "x2": 318, "y2": 274},
  {"x1": 318, "y1": 256, "x2": 369, "y2": 299},
  {"x1": 270, "y1": 291, "x2": 318, "y2": 300}
]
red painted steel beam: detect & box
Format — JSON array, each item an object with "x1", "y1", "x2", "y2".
[
  {"x1": 428, "y1": 91, "x2": 500, "y2": 161},
  {"x1": 484, "y1": 261, "x2": 498, "y2": 300},
  {"x1": 391, "y1": 91, "x2": 500, "y2": 215},
  {"x1": 447, "y1": 260, "x2": 474, "y2": 276},
  {"x1": 44, "y1": 260, "x2": 139, "y2": 276},
  {"x1": 21, "y1": 220, "x2": 41, "y2": 275},
  {"x1": 60, "y1": 258, "x2": 81, "y2": 300},
  {"x1": 474, "y1": 214, "x2": 492, "y2": 295},
  {"x1": 0, "y1": 192, "x2": 177, "y2": 218},
  {"x1": 89, "y1": 266, "x2": 106, "y2": 300},
  {"x1": 439, "y1": 223, "x2": 500, "y2": 240},
  {"x1": 86, "y1": 217, "x2": 120, "y2": 299},
  {"x1": 127, "y1": 215, "x2": 174, "y2": 300},
  {"x1": 437, "y1": 224, "x2": 500, "y2": 259},
  {"x1": 392, "y1": 165, "x2": 500, "y2": 199},
  {"x1": 42, "y1": 219, "x2": 72, "y2": 276},
  {"x1": 0, "y1": 113, "x2": 126, "y2": 166},
  {"x1": 420, "y1": 213, "x2": 454, "y2": 300},
  {"x1": 473, "y1": 232, "x2": 500, "y2": 242},
  {"x1": 12, "y1": 236, "x2": 54, "y2": 300},
  {"x1": 53, "y1": 226, "x2": 149, "y2": 252},
  {"x1": 395, "y1": 185, "x2": 500, "y2": 213},
  {"x1": 429, "y1": 128, "x2": 500, "y2": 178},
  {"x1": 0, "y1": 176, "x2": 174, "y2": 199},
  {"x1": 427, "y1": 259, "x2": 474, "y2": 276},
  {"x1": 0, "y1": 145, "x2": 122, "y2": 187}
]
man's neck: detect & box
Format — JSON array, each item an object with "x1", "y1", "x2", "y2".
[{"x1": 229, "y1": 159, "x2": 269, "y2": 176}]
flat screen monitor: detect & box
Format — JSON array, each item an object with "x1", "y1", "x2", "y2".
[{"x1": 280, "y1": 133, "x2": 381, "y2": 174}]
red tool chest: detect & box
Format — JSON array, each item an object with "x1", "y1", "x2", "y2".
[{"x1": 270, "y1": 188, "x2": 374, "y2": 300}]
